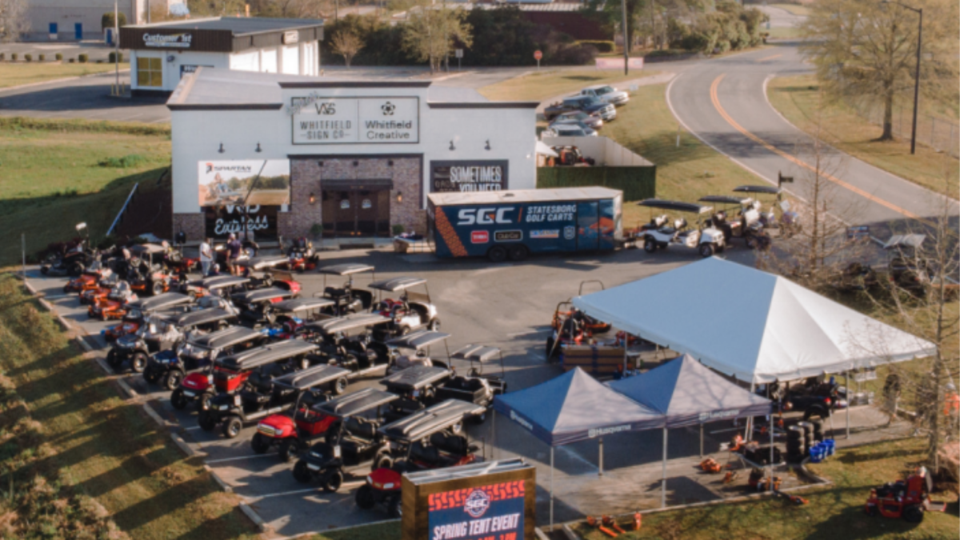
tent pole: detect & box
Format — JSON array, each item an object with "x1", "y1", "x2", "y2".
[
  {"x1": 746, "y1": 382, "x2": 756, "y2": 440},
  {"x1": 845, "y1": 371, "x2": 850, "y2": 439},
  {"x1": 550, "y1": 447, "x2": 555, "y2": 529},
  {"x1": 598, "y1": 437, "x2": 604, "y2": 476},
  {"x1": 768, "y1": 386, "x2": 774, "y2": 479},
  {"x1": 492, "y1": 410, "x2": 497, "y2": 460},
  {"x1": 699, "y1": 423, "x2": 703, "y2": 458},
  {"x1": 661, "y1": 427, "x2": 668, "y2": 508}
]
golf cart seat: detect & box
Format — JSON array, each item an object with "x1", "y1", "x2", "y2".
[
  {"x1": 430, "y1": 432, "x2": 473, "y2": 455},
  {"x1": 409, "y1": 440, "x2": 441, "y2": 463},
  {"x1": 651, "y1": 214, "x2": 669, "y2": 228},
  {"x1": 674, "y1": 217, "x2": 688, "y2": 230},
  {"x1": 388, "y1": 397, "x2": 424, "y2": 419},
  {"x1": 344, "y1": 416, "x2": 378, "y2": 440},
  {"x1": 325, "y1": 286, "x2": 350, "y2": 299}
]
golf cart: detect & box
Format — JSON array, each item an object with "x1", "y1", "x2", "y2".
[
  {"x1": 732, "y1": 185, "x2": 801, "y2": 238},
  {"x1": 41, "y1": 223, "x2": 92, "y2": 277},
  {"x1": 231, "y1": 287, "x2": 296, "y2": 328},
  {"x1": 370, "y1": 277, "x2": 441, "y2": 336},
  {"x1": 385, "y1": 330, "x2": 452, "y2": 374},
  {"x1": 305, "y1": 313, "x2": 394, "y2": 377},
  {"x1": 108, "y1": 305, "x2": 238, "y2": 374},
  {"x1": 234, "y1": 256, "x2": 303, "y2": 292},
  {"x1": 636, "y1": 200, "x2": 726, "y2": 257},
  {"x1": 63, "y1": 261, "x2": 114, "y2": 294},
  {"x1": 180, "y1": 275, "x2": 252, "y2": 299},
  {"x1": 202, "y1": 363, "x2": 350, "y2": 439},
  {"x1": 101, "y1": 292, "x2": 196, "y2": 342},
  {"x1": 379, "y1": 365, "x2": 454, "y2": 421},
  {"x1": 151, "y1": 325, "x2": 266, "y2": 392},
  {"x1": 127, "y1": 243, "x2": 179, "y2": 296},
  {"x1": 437, "y1": 344, "x2": 508, "y2": 421},
  {"x1": 265, "y1": 297, "x2": 335, "y2": 339},
  {"x1": 88, "y1": 281, "x2": 139, "y2": 320},
  {"x1": 254, "y1": 387, "x2": 400, "y2": 463},
  {"x1": 206, "y1": 340, "x2": 320, "y2": 401},
  {"x1": 355, "y1": 400, "x2": 486, "y2": 516},
  {"x1": 697, "y1": 195, "x2": 762, "y2": 244},
  {"x1": 318, "y1": 263, "x2": 376, "y2": 315}
]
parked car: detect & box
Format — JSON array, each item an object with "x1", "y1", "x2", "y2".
[
  {"x1": 552, "y1": 110, "x2": 603, "y2": 130},
  {"x1": 578, "y1": 84, "x2": 630, "y2": 106},
  {"x1": 543, "y1": 96, "x2": 616, "y2": 122},
  {"x1": 545, "y1": 123, "x2": 598, "y2": 137}
]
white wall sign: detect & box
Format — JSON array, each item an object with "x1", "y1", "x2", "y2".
[
  {"x1": 292, "y1": 97, "x2": 419, "y2": 144},
  {"x1": 143, "y1": 32, "x2": 192, "y2": 48},
  {"x1": 283, "y1": 30, "x2": 299, "y2": 44}
]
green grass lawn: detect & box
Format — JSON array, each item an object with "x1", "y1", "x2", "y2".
[
  {"x1": 0, "y1": 117, "x2": 171, "y2": 265},
  {"x1": 0, "y1": 274, "x2": 259, "y2": 540},
  {"x1": 309, "y1": 522, "x2": 400, "y2": 540},
  {"x1": 572, "y1": 437, "x2": 958, "y2": 540},
  {"x1": 0, "y1": 62, "x2": 128, "y2": 88},
  {"x1": 767, "y1": 75, "x2": 959, "y2": 198},
  {"x1": 478, "y1": 68, "x2": 660, "y2": 102}
]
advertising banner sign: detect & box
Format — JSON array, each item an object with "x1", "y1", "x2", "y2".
[
  {"x1": 291, "y1": 96, "x2": 419, "y2": 144},
  {"x1": 197, "y1": 160, "x2": 290, "y2": 207},
  {"x1": 431, "y1": 161, "x2": 508, "y2": 193},
  {"x1": 204, "y1": 205, "x2": 277, "y2": 240},
  {"x1": 428, "y1": 481, "x2": 525, "y2": 540}
]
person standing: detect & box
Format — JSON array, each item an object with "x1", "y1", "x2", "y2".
[
  {"x1": 199, "y1": 237, "x2": 213, "y2": 277},
  {"x1": 226, "y1": 233, "x2": 242, "y2": 276}
]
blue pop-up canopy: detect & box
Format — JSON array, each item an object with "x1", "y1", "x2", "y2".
[{"x1": 608, "y1": 354, "x2": 771, "y2": 428}]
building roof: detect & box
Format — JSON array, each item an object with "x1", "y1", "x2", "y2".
[
  {"x1": 125, "y1": 17, "x2": 324, "y2": 36},
  {"x1": 428, "y1": 187, "x2": 622, "y2": 206}
]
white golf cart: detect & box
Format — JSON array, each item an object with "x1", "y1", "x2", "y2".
[
  {"x1": 636, "y1": 199, "x2": 726, "y2": 257},
  {"x1": 369, "y1": 276, "x2": 440, "y2": 336}
]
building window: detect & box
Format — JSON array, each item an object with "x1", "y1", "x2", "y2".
[{"x1": 137, "y1": 57, "x2": 162, "y2": 87}]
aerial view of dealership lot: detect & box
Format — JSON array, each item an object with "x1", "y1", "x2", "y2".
[{"x1": 0, "y1": 0, "x2": 957, "y2": 539}]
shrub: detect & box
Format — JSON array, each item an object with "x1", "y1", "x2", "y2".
[
  {"x1": 78, "y1": 54, "x2": 88, "y2": 63},
  {"x1": 68, "y1": 58, "x2": 75, "y2": 63},
  {"x1": 0, "y1": 53, "x2": 5, "y2": 61},
  {"x1": 98, "y1": 154, "x2": 146, "y2": 168},
  {"x1": 55, "y1": 53, "x2": 63, "y2": 61},
  {"x1": 38, "y1": 54, "x2": 45, "y2": 62},
  {"x1": 10, "y1": 53, "x2": 17, "y2": 61},
  {"x1": 108, "y1": 51, "x2": 123, "y2": 63},
  {"x1": 23, "y1": 54, "x2": 32, "y2": 62},
  {"x1": 310, "y1": 223, "x2": 324, "y2": 239},
  {"x1": 392, "y1": 224, "x2": 405, "y2": 236},
  {"x1": 576, "y1": 40, "x2": 615, "y2": 53}
]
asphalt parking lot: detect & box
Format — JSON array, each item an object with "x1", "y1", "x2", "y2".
[{"x1": 25, "y1": 244, "x2": 904, "y2": 537}]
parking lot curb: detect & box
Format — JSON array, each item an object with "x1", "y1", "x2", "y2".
[
  {"x1": 143, "y1": 403, "x2": 169, "y2": 427},
  {"x1": 170, "y1": 433, "x2": 204, "y2": 458},
  {"x1": 205, "y1": 465, "x2": 234, "y2": 493},
  {"x1": 561, "y1": 524, "x2": 580, "y2": 540},
  {"x1": 238, "y1": 502, "x2": 264, "y2": 532},
  {"x1": 118, "y1": 379, "x2": 138, "y2": 399}
]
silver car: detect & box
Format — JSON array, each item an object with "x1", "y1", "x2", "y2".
[{"x1": 552, "y1": 110, "x2": 603, "y2": 130}]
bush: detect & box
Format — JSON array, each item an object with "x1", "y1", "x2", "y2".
[
  {"x1": 11, "y1": 53, "x2": 18, "y2": 61},
  {"x1": 55, "y1": 53, "x2": 63, "y2": 61},
  {"x1": 101, "y1": 12, "x2": 127, "y2": 30},
  {"x1": 0, "y1": 53, "x2": 5, "y2": 61},
  {"x1": 98, "y1": 154, "x2": 146, "y2": 168},
  {"x1": 392, "y1": 224, "x2": 405, "y2": 236},
  {"x1": 78, "y1": 54, "x2": 88, "y2": 63},
  {"x1": 68, "y1": 58, "x2": 75, "y2": 63},
  {"x1": 576, "y1": 40, "x2": 615, "y2": 53},
  {"x1": 23, "y1": 54, "x2": 32, "y2": 62},
  {"x1": 108, "y1": 51, "x2": 123, "y2": 63},
  {"x1": 38, "y1": 54, "x2": 45, "y2": 62}
]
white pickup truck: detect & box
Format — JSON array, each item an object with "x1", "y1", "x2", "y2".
[{"x1": 578, "y1": 85, "x2": 630, "y2": 106}]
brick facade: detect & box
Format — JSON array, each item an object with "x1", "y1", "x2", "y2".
[
  {"x1": 280, "y1": 156, "x2": 425, "y2": 239},
  {"x1": 172, "y1": 213, "x2": 205, "y2": 243}
]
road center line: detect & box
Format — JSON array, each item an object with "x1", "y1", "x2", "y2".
[{"x1": 709, "y1": 74, "x2": 919, "y2": 219}]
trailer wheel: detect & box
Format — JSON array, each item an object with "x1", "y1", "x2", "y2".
[
  {"x1": 487, "y1": 246, "x2": 507, "y2": 263},
  {"x1": 643, "y1": 238, "x2": 657, "y2": 253},
  {"x1": 698, "y1": 244, "x2": 715, "y2": 258},
  {"x1": 507, "y1": 244, "x2": 529, "y2": 262},
  {"x1": 251, "y1": 433, "x2": 271, "y2": 454},
  {"x1": 171, "y1": 388, "x2": 188, "y2": 410},
  {"x1": 355, "y1": 484, "x2": 377, "y2": 510}
]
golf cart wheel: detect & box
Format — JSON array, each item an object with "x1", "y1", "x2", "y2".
[
  {"x1": 373, "y1": 451, "x2": 393, "y2": 471},
  {"x1": 251, "y1": 433, "x2": 271, "y2": 454},
  {"x1": 170, "y1": 388, "x2": 188, "y2": 410},
  {"x1": 643, "y1": 238, "x2": 657, "y2": 253},
  {"x1": 143, "y1": 366, "x2": 161, "y2": 384},
  {"x1": 151, "y1": 281, "x2": 164, "y2": 296},
  {"x1": 333, "y1": 377, "x2": 348, "y2": 396},
  {"x1": 278, "y1": 440, "x2": 300, "y2": 463},
  {"x1": 163, "y1": 370, "x2": 184, "y2": 391},
  {"x1": 293, "y1": 460, "x2": 312, "y2": 484},
  {"x1": 222, "y1": 416, "x2": 243, "y2": 439},
  {"x1": 321, "y1": 469, "x2": 344, "y2": 493},
  {"x1": 487, "y1": 246, "x2": 507, "y2": 263},
  {"x1": 428, "y1": 318, "x2": 441, "y2": 331},
  {"x1": 698, "y1": 244, "x2": 715, "y2": 258},
  {"x1": 131, "y1": 352, "x2": 149, "y2": 373},
  {"x1": 355, "y1": 484, "x2": 377, "y2": 510},
  {"x1": 198, "y1": 411, "x2": 217, "y2": 432},
  {"x1": 106, "y1": 349, "x2": 122, "y2": 371},
  {"x1": 903, "y1": 504, "x2": 924, "y2": 523},
  {"x1": 507, "y1": 244, "x2": 529, "y2": 262},
  {"x1": 388, "y1": 495, "x2": 402, "y2": 518}
]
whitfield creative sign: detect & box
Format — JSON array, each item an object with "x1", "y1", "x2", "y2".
[
  {"x1": 291, "y1": 96, "x2": 419, "y2": 144},
  {"x1": 431, "y1": 161, "x2": 508, "y2": 193},
  {"x1": 143, "y1": 32, "x2": 192, "y2": 48}
]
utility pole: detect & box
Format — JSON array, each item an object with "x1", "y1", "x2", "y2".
[
  {"x1": 909, "y1": 8, "x2": 922, "y2": 155},
  {"x1": 620, "y1": 0, "x2": 629, "y2": 75},
  {"x1": 114, "y1": 0, "x2": 120, "y2": 94}
]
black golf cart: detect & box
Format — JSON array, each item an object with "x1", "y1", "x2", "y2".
[
  {"x1": 202, "y1": 362, "x2": 351, "y2": 439},
  {"x1": 369, "y1": 277, "x2": 441, "y2": 336},
  {"x1": 153, "y1": 325, "x2": 267, "y2": 393},
  {"x1": 266, "y1": 297, "x2": 336, "y2": 338},
  {"x1": 305, "y1": 313, "x2": 394, "y2": 376},
  {"x1": 436, "y1": 344, "x2": 508, "y2": 422},
  {"x1": 379, "y1": 365, "x2": 454, "y2": 421},
  {"x1": 384, "y1": 330, "x2": 452, "y2": 374},
  {"x1": 231, "y1": 287, "x2": 297, "y2": 328},
  {"x1": 317, "y1": 263, "x2": 376, "y2": 315}
]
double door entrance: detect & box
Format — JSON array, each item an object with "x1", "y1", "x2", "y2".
[{"x1": 321, "y1": 188, "x2": 391, "y2": 238}]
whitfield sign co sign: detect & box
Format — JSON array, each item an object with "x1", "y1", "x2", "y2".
[{"x1": 291, "y1": 96, "x2": 419, "y2": 144}]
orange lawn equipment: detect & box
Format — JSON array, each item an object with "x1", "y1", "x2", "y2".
[
  {"x1": 632, "y1": 512, "x2": 642, "y2": 531},
  {"x1": 775, "y1": 488, "x2": 809, "y2": 505},
  {"x1": 586, "y1": 516, "x2": 618, "y2": 538},
  {"x1": 700, "y1": 457, "x2": 723, "y2": 474},
  {"x1": 864, "y1": 466, "x2": 947, "y2": 523},
  {"x1": 602, "y1": 515, "x2": 626, "y2": 535}
]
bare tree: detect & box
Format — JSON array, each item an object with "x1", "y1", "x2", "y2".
[
  {"x1": 401, "y1": 2, "x2": 472, "y2": 73},
  {"x1": 0, "y1": 0, "x2": 28, "y2": 43},
  {"x1": 330, "y1": 30, "x2": 363, "y2": 68}
]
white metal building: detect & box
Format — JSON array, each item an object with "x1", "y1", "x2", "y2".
[
  {"x1": 120, "y1": 17, "x2": 322, "y2": 96},
  {"x1": 24, "y1": 0, "x2": 185, "y2": 41}
]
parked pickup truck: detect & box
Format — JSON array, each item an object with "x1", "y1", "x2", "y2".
[
  {"x1": 543, "y1": 96, "x2": 616, "y2": 122},
  {"x1": 578, "y1": 85, "x2": 630, "y2": 106}
]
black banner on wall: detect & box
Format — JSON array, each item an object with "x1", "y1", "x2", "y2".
[
  {"x1": 204, "y1": 205, "x2": 278, "y2": 240},
  {"x1": 430, "y1": 160, "x2": 508, "y2": 193}
]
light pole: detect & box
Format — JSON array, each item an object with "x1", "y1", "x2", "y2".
[
  {"x1": 882, "y1": 0, "x2": 923, "y2": 155},
  {"x1": 620, "y1": 0, "x2": 629, "y2": 75}
]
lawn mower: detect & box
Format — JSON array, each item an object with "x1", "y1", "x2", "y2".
[
  {"x1": 40, "y1": 223, "x2": 93, "y2": 277},
  {"x1": 285, "y1": 237, "x2": 317, "y2": 272},
  {"x1": 201, "y1": 362, "x2": 349, "y2": 439},
  {"x1": 101, "y1": 292, "x2": 196, "y2": 342},
  {"x1": 354, "y1": 400, "x2": 486, "y2": 515},
  {"x1": 369, "y1": 277, "x2": 441, "y2": 336},
  {"x1": 254, "y1": 387, "x2": 400, "y2": 463},
  {"x1": 168, "y1": 326, "x2": 269, "y2": 409},
  {"x1": 865, "y1": 466, "x2": 946, "y2": 523},
  {"x1": 636, "y1": 199, "x2": 726, "y2": 258},
  {"x1": 63, "y1": 261, "x2": 114, "y2": 294},
  {"x1": 317, "y1": 263, "x2": 376, "y2": 316},
  {"x1": 88, "y1": 281, "x2": 139, "y2": 320}
]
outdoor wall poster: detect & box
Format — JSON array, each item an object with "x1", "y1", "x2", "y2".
[
  {"x1": 431, "y1": 161, "x2": 508, "y2": 193},
  {"x1": 427, "y1": 480, "x2": 524, "y2": 540},
  {"x1": 290, "y1": 96, "x2": 419, "y2": 144},
  {"x1": 197, "y1": 160, "x2": 290, "y2": 207}
]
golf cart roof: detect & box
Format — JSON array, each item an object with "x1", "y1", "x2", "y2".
[
  {"x1": 733, "y1": 185, "x2": 781, "y2": 195},
  {"x1": 135, "y1": 292, "x2": 193, "y2": 312},
  {"x1": 450, "y1": 344, "x2": 502, "y2": 363},
  {"x1": 380, "y1": 365, "x2": 452, "y2": 391},
  {"x1": 368, "y1": 277, "x2": 427, "y2": 292},
  {"x1": 379, "y1": 399, "x2": 486, "y2": 442},
  {"x1": 198, "y1": 275, "x2": 251, "y2": 290},
  {"x1": 272, "y1": 297, "x2": 335, "y2": 313},
  {"x1": 231, "y1": 287, "x2": 294, "y2": 305},
  {"x1": 698, "y1": 195, "x2": 751, "y2": 205},
  {"x1": 234, "y1": 255, "x2": 289, "y2": 270},
  {"x1": 272, "y1": 364, "x2": 350, "y2": 390},
  {"x1": 307, "y1": 312, "x2": 391, "y2": 334},
  {"x1": 883, "y1": 234, "x2": 925, "y2": 250},
  {"x1": 172, "y1": 308, "x2": 236, "y2": 328},
  {"x1": 387, "y1": 330, "x2": 451, "y2": 351},
  {"x1": 218, "y1": 340, "x2": 319, "y2": 371},
  {"x1": 130, "y1": 243, "x2": 166, "y2": 254},
  {"x1": 187, "y1": 326, "x2": 263, "y2": 350},
  {"x1": 637, "y1": 199, "x2": 712, "y2": 214},
  {"x1": 312, "y1": 388, "x2": 399, "y2": 418},
  {"x1": 318, "y1": 263, "x2": 375, "y2": 276}
]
